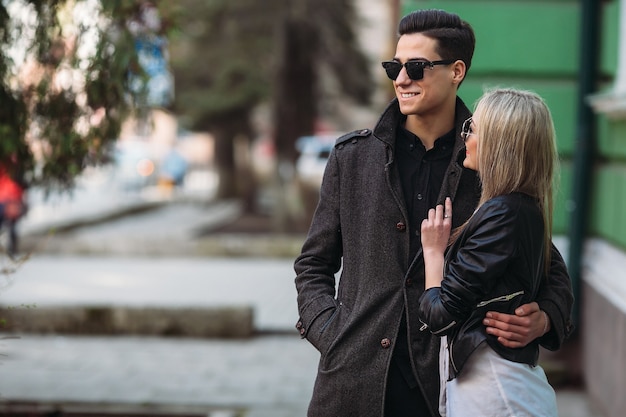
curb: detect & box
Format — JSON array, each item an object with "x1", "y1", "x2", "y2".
[
  {"x1": 2, "y1": 305, "x2": 255, "y2": 339},
  {"x1": 20, "y1": 200, "x2": 168, "y2": 238}
]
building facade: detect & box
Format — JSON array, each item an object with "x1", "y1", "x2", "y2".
[{"x1": 400, "y1": 1, "x2": 625, "y2": 416}]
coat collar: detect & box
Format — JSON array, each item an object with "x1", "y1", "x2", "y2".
[{"x1": 372, "y1": 96, "x2": 472, "y2": 163}]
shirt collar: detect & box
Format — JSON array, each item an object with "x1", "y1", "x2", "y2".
[{"x1": 397, "y1": 124, "x2": 455, "y2": 153}]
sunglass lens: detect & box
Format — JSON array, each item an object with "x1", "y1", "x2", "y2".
[
  {"x1": 405, "y1": 62, "x2": 424, "y2": 80},
  {"x1": 382, "y1": 61, "x2": 426, "y2": 81},
  {"x1": 382, "y1": 61, "x2": 401, "y2": 80}
]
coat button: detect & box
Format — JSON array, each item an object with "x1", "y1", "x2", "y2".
[
  {"x1": 296, "y1": 320, "x2": 305, "y2": 335},
  {"x1": 396, "y1": 222, "x2": 406, "y2": 231},
  {"x1": 405, "y1": 278, "x2": 413, "y2": 287},
  {"x1": 381, "y1": 338, "x2": 391, "y2": 349}
]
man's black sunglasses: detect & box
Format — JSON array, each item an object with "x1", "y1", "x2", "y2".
[{"x1": 381, "y1": 59, "x2": 456, "y2": 81}]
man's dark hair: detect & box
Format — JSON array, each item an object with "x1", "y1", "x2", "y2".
[{"x1": 398, "y1": 9, "x2": 476, "y2": 74}]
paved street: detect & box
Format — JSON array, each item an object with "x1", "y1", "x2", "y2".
[
  {"x1": 0, "y1": 254, "x2": 318, "y2": 416},
  {"x1": 0, "y1": 333, "x2": 601, "y2": 417},
  {"x1": 0, "y1": 334, "x2": 318, "y2": 417}
]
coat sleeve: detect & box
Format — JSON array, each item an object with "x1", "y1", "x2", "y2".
[
  {"x1": 294, "y1": 147, "x2": 343, "y2": 350},
  {"x1": 535, "y1": 243, "x2": 575, "y2": 350},
  {"x1": 418, "y1": 201, "x2": 518, "y2": 335}
]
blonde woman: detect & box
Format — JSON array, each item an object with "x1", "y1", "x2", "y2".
[{"x1": 418, "y1": 88, "x2": 560, "y2": 417}]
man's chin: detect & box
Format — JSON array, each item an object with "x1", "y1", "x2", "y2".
[{"x1": 398, "y1": 102, "x2": 418, "y2": 116}]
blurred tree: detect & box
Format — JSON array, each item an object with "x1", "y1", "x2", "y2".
[
  {"x1": 0, "y1": 0, "x2": 175, "y2": 192},
  {"x1": 169, "y1": 0, "x2": 276, "y2": 208},
  {"x1": 169, "y1": 0, "x2": 372, "y2": 220}
]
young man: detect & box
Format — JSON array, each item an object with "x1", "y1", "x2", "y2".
[{"x1": 294, "y1": 9, "x2": 573, "y2": 417}]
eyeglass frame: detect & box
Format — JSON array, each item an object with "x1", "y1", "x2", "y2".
[
  {"x1": 381, "y1": 59, "x2": 456, "y2": 81},
  {"x1": 461, "y1": 117, "x2": 475, "y2": 142}
]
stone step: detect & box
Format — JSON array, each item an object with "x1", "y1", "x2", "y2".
[{"x1": 1, "y1": 305, "x2": 254, "y2": 338}]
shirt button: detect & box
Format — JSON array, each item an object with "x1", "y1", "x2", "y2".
[
  {"x1": 417, "y1": 193, "x2": 423, "y2": 200},
  {"x1": 396, "y1": 222, "x2": 406, "y2": 231},
  {"x1": 381, "y1": 338, "x2": 391, "y2": 349}
]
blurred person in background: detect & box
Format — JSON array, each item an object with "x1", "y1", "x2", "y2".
[
  {"x1": 294, "y1": 9, "x2": 573, "y2": 417},
  {"x1": 0, "y1": 163, "x2": 27, "y2": 258}
]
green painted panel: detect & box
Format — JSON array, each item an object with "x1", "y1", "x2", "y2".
[
  {"x1": 609, "y1": 166, "x2": 626, "y2": 249},
  {"x1": 401, "y1": 1, "x2": 579, "y2": 75},
  {"x1": 553, "y1": 160, "x2": 572, "y2": 234},
  {"x1": 597, "y1": 117, "x2": 626, "y2": 162},
  {"x1": 458, "y1": 77, "x2": 577, "y2": 155},
  {"x1": 590, "y1": 165, "x2": 625, "y2": 246}
]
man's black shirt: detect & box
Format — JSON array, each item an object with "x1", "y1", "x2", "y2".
[{"x1": 392, "y1": 123, "x2": 455, "y2": 389}]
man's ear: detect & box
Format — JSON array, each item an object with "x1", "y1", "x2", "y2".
[{"x1": 452, "y1": 60, "x2": 467, "y2": 85}]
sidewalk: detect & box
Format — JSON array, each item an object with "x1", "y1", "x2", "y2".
[
  {"x1": 0, "y1": 188, "x2": 602, "y2": 417},
  {"x1": 0, "y1": 335, "x2": 600, "y2": 417}
]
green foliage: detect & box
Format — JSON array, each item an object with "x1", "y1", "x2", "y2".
[{"x1": 0, "y1": 0, "x2": 169, "y2": 192}]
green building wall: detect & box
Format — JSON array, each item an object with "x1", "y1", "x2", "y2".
[{"x1": 402, "y1": 0, "x2": 626, "y2": 250}]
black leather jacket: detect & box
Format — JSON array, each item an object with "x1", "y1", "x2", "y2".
[{"x1": 418, "y1": 192, "x2": 546, "y2": 379}]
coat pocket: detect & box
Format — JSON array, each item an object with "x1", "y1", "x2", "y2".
[{"x1": 311, "y1": 300, "x2": 351, "y2": 355}]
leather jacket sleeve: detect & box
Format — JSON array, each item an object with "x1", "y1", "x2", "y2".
[
  {"x1": 418, "y1": 198, "x2": 523, "y2": 335},
  {"x1": 536, "y1": 243, "x2": 575, "y2": 350}
]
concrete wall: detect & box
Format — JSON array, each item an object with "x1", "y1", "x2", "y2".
[{"x1": 582, "y1": 240, "x2": 626, "y2": 417}]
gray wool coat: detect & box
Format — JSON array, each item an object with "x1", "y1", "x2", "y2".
[{"x1": 294, "y1": 97, "x2": 573, "y2": 417}]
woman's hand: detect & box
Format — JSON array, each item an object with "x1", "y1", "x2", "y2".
[
  {"x1": 421, "y1": 197, "x2": 452, "y2": 289},
  {"x1": 421, "y1": 197, "x2": 452, "y2": 256}
]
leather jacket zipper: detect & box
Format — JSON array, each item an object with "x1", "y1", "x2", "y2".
[
  {"x1": 475, "y1": 290, "x2": 524, "y2": 308},
  {"x1": 449, "y1": 337, "x2": 459, "y2": 375},
  {"x1": 419, "y1": 318, "x2": 457, "y2": 335}
]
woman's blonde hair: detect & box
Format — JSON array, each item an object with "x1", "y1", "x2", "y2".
[{"x1": 474, "y1": 88, "x2": 558, "y2": 273}]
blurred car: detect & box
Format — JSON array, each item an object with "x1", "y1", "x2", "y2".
[
  {"x1": 111, "y1": 140, "x2": 157, "y2": 191},
  {"x1": 295, "y1": 133, "x2": 342, "y2": 188}
]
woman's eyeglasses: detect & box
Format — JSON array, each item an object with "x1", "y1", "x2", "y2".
[
  {"x1": 381, "y1": 59, "x2": 455, "y2": 81},
  {"x1": 461, "y1": 117, "x2": 474, "y2": 141}
]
